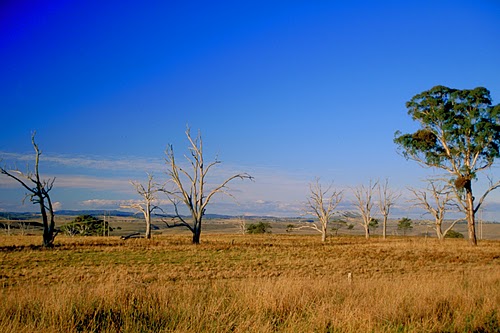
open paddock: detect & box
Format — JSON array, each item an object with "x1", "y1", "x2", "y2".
[{"x1": 0, "y1": 234, "x2": 499, "y2": 332}]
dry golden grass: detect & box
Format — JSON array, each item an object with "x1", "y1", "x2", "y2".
[{"x1": 1, "y1": 234, "x2": 499, "y2": 332}]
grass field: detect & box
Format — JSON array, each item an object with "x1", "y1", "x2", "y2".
[{"x1": 1, "y1": 232, "x2": 499, "y2": 332}]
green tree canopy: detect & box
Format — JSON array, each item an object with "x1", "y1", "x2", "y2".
[
  {"x1": 395, "y1": 86, "x2": 499, "y2": 176},
  {"x1": 397, "y1": 217, "x2": 413, "y2": 236},
  {"x1": 61, "y1": 215, "x2": 112, "y2": 236},
  {"x1": 394, "y1": 85, "x2": 500, "y2": 245},
  {"x1": 246, "y1": 221, "x2": 272, "y2": 234}
]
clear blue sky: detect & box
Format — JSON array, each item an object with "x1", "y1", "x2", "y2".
[{"x1": 1, "y1": 0, "x2": 499, "y2": 219}]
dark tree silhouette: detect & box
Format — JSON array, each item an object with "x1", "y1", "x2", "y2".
[{"x1": 1, "y1": 133, "x2": 58, "y2": 247}]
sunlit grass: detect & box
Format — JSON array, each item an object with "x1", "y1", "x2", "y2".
[{"x1": 1, "y1": 234, "x2": 499, "y2": 332}]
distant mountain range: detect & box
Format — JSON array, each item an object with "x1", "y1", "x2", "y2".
[{"x1": 0, "y1": 210, "x2": 296, "y2": 220}]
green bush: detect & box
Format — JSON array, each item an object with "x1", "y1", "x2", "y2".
[
  {"x1": 369, "y1": 218, "x2": 379, "y2": 230},
  {"x1": 397, "y1": 217, "x2": 413, "y2": 236},
  {"x1": 445, "y1": 229, "x2": 464, "y2": 239},
  {"x1": 60, "y1": 215, "x2": 113, "y2": 236},
  {"x1": 246, "y1": 221, "x2": 272, "y2": 234}
]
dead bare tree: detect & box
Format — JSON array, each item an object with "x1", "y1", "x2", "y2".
[
  {"x1": 237, "y1": 216, "x2": 247, "y2": 234},
  {"x1": 299, "y1": 178, "x2": 343, "y2": 242},
  {"x1": 121, "y1": 173, "x2": 162, "y2": 239},
  {"x1": 378, "y1": 179, "x2": 400, "y2": 239},
  {"x1": 0, "y1": 133, "x2": 57, "y2": 247},
  {"x1": 352, "y1": 179, "x2": 378, "y2": 239},
  {"x1": 162, "y1": 127, "x2": 253, "y2": 244},
  {"x1": 409, "y1": 179, "x2": 462, "y2": 240}
]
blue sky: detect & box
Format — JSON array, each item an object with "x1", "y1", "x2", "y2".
[{"x1": 1, "y1": 1, "x2": 499, "y2": 219}]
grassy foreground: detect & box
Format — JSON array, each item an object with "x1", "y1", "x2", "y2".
[{"x1": 0, "y1": 234, "x2": 499, "y2": 332}]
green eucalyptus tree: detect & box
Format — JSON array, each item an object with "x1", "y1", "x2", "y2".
[{"x1": 394, "y1": 86, "x2": 500, "y2": 245}]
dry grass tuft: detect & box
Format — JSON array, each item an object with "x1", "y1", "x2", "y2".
[{"x1": 0, "y1": 234, "x2": 499, "y2": 332}]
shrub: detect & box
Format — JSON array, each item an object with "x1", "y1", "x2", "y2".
[
  {"x1": 445, "y1": 229, "x2": 464, "y2": 239},
  {"x1": 397, "y1": 217, "x2": 413, "y2": 236},
  {"x1": 60, "y1": 215, "x2": 113, "y2": 236},
  {"x1": 246, "y1": 221, "x2": 272, "y2": 234},
  {"x1": 369, "y1": 218, "x2": 379, "y2": 230}
]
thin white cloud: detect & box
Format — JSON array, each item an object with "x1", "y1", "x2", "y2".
[
  {"x1": 81, "y1": 198, "x2": 172, "y2": 208},
  {"x1": 55, "y1": 175, "x2": 131, "y2": 191},
  {"x1": 0, "y1": 177, "x2": 21, "y2": 188},
  {"x1": 0, "y1": 151, "x2": 164, "y2": 173},
  {"x1": 2, "y1": 151, "x2": 500, "y2": 219},
  {"x1": 53, "y1": 201, "x2": 62, "y2": 211},
  {"x1": 0, "y1": 172, "x2": 132, "y2": 192},
  {"x1": 82, "y1": 199, "x2": 139, "y2": 207}
]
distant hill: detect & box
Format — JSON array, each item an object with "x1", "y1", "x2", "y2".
[
  {"x1": 0, "y1": 210, "x2": 137, "y2": 219},
  {"x1": 1, "y1": 210, "x2": 305, "y2": 220},
  {"x1": 0, "y1": 212, "x2": 41, "y2": 220},
  {"x1": 55, "y1": 210, "x2": 135, "y2": 217}
]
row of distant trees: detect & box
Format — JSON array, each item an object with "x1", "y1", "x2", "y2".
[
  {"x1": 245, "y1": 85, "x2": 499, "y2": 245},
  {"x1": 1, "y1": 85, "x2": 499, "y2": 246},
  {"x1": 283, "y1": 177, "x2": 465, "y2": 242}
]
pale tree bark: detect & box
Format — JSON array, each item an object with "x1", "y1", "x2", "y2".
[
  {"x1": 352, "y1": 180, "x2": 378, "y2": 240},
  {"x1": 121, "y1": 173, "x2": 162, "y2": 239},
  {"x1": 452, "y1": 176, "x2": 500, "y2": 243},
  {"x1": 0, "y1": 132, "x2": 57, "y2": 247},
  {"x1": 409, "y1": 179, "x2": 462, "y2": 240},
  {"x1": 377, "y1": 179, "x2": 400, "y2": 239},
  {"x1": 298, "y1": 178, "x2": 343, "y2": 242},
  {"x1": 162, "y1": 127, "x2": 253, "y2": 244},
  {"x1": 237, "y1": 216, "x2": 247, "y2": 235}
]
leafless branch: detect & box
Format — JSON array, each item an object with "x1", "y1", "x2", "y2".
[
  {"x1": 409, "y1": 179, "x2": 461, "y2": 240},
  {"x1": 378, "y1": 178, "x2": 400, "y2": 239},
  {"x1": 161, "y1": 128, "x2": 252, "y2": 243},
  {"x1": 0, "y1": 132, "x2": 57, "y2": 246},
  {"x1": 474, "y1": 176, "x2": 500, "y2": 214},
  {"x1": 352, "y1": 179, "x2": 378, "y2": 239},
  {"x1": 301, "y1": 178, "x2": 343, "y2": 241}
]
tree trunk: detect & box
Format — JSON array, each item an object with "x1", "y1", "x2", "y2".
[
  {"x1": 145, "y1": 203, "x2": 152, "y2": 239},
  {"x1": 145, "y1": 215, "x2": 151, "y2": 239},
  {"x1": 382, "y1": 216, "x2": 387, "y2": 239},
  {"x1": 364, "y1": 225, "x2": 370, "y2": 239},
  {"x1": 321, "y1": 229, "x2": 327, "y2": 242},
  {"x1": 192, "y1": 220, "x2": 202, "y2": 244},
  {"x1": 42, "y1": 226, "x2": 54, "y2": 247},
  {"x1": 192, "y1": 229, "x2": 201, "y2": 244},
  {"x1": 465, "y1": 189, "x2": 477, "y2": 246},
  {"x1": 436, "y1": 226, "x2": 444, "y2": 241},
  {"x1": 40, "y1": 201, "x2": 54, "y2": 247}
]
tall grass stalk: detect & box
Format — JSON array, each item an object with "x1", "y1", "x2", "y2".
[{"x1": 0, "y1": 235, "x2": 499, "y2": 332}]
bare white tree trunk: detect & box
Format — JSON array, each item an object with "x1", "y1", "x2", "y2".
[
  {"x1": 121, "y1": 173, "x2": 162, "y2": 239},
  {"x1": 352, "y1": 180, "x2": 378, "y2": 240},
  {"x1": 409, "y1": 179, "x2": 462, "y2": 240},
  {"x1": 298, "y1": 178, "x2": 343, "y2": 242},
  {"x1": 237, "y1": 217, "x2": 247, "y2": 234},
  {"x1": 162, "y1": 127, "x2": 252, "y2": 244},
  {"x1": 378, "y1": 179, "x2": 400, "y2": 239}
]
